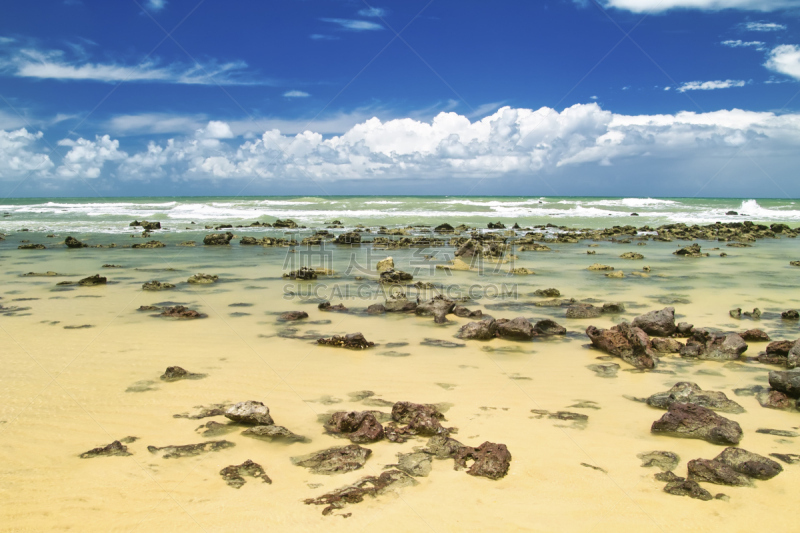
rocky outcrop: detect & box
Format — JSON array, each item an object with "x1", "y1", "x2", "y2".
[
  {"x1": 457, "y1": 318, "x2": 498, "y2": 340},
  {"x1": 632, "y1": 307, "x2": 676, "y2": 337},
  {"x1": 132, "y1": 240, "x2": 166, "y2": 249},
  {"x1": 651, "y1": 338, "x2": 684, "y2": 353},
  {"x1": 533, "y1": 319, "x2": 566, "y2": 336},
  {"x1": 680, "y1": 331, "x2": 747, "y2": 361},
  {"x1": 566, "y1": 305, "x2": 602, "y2": 319},
  {"x1": 160, "y1": 366, "x2": 205, "y2": 381},
  {"x1": 291, "y1": 444, "x2": 371, "y2": 475},
  {"x1": 65, "y1": 236, "x2": 87, "y2": 248},
  {"x1": 384, "y1": 296, "x2": 417, "y2": 313},
  {"x1": 334, "y1": 232, "x2": 361, "y2": 244},
  {"x1": 585, "y1": 323, "x2": 656, "y2": 369},
  {"x1": 324, "y1": 411, "x2": 384, "y2": 443},
  {"x1": 283, "y1": 267, "x2": 317, "y2": 280},
  {"x1": 147, "y1": 440, "x2": 235, "y2": 459},
  {"x1": 713, "y1": 447, "x2": 782, "y2": 480},
  {"x1": 203, "y1": 232, "x2": 234, "y2": 245},
  {"x1": 646, "y1": 382, "x2": 744, "y2": 414},
  {"x1": 187, "y1": 273, "x2": 218, "y2": 284},
  {"x1": 687, "y1": 459, "x2": 753, "y2": 487},
  {"x1": 225, "y1": 401, "x2": 274, "y2": 425},
  {"x1": 273, "y1": 219, "x2": 298, "y2": 228},
  {"x1": 376, "y1": 257, "x2": 394, "y2": 272},
  {"x1": 242, "y1": 424, "x2": 307, "y2": 442},
  {"x1": 650, "y1": 403, "x2": 742, "y2": 445},
  {"x1": 79, "y1": 274, "x2": 107, "y2": 286},
  {"x1": 279, "y1": 311, "x2": 308, "y2": 321},
  {"x1": 415, "y1": 296, "x2": 455, "y2": 324},
  {"x1": 142, "y1": 280, "x2": 175, "y2": 291},
  {"x1": 379, "y1": 269, "x2": 413, "y2": 284},
  {"x1": 160, "y1": 306, "x2": 202, "y2": 319},
  {"x1": 663, "y1": 479, "x2": 712, "y2": 500},
  {"x1": 673, "y1": 244, "x2": 708, "y2": 257},
  {"x1": 740, "y1": 329, "x2": 770, "y2": 342},
  {"x1": 80, "y1": 440, "x2": 132, "y2": 458},
  {"x1": 366, "y1": 303, "x2": 386, "y2": 314},
  {"x1": 317, "y1": 333, "x2": 374, "y2": 349},
  {"x1": 220, "y1": 459, "x2": 271, "y2": 488},
  {"x1": 496, "y1": 317, "x2": 535, "y2": 340},
  {"x1": 453, "y1": 305, "x2": 482, "y2": 318},
  {"x1": 768, "y1": 369, "x2": 800, "y2": 398},
  {"x1": 303, "y1": 469, "x2": 417, "y2": 515},
  {"x1": 387, "y1": 401, "x2": 448, "y2": 440},
  {"x1": 533, "y1": 288, "x2": 560, "y2": 297},
  {"x1": 318, "y1": 301, "x2": 348, "y2": 312},
  {"x1": 453, "y1": 442, "x2": 511, "y2": 480}
]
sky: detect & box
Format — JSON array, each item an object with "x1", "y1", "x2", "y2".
[{"x1": 1, "y1": 0, "x2": 800, "y2": 198}]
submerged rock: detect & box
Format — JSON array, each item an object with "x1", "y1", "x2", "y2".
[
  {"x1": 651, "y1": 403, "x2": 742, "y2": 445},
  {"x1": 79, "y1": 274, "x2": 107, "y2": 286},
  {"x1": 637, "y1": 451, "x2": 679, "y2": 471},
  {"x1": 220, "y1": 459, "x2": 271, "y2": 488},
  {"x1": 646, "y1": 382, "x2": 744, "y2": 414},
  {"x1": 160, "y1": 306, "x2": 203, "y2": 319},
  {"x1": 533, "y1": 288, "x2": 560, "y2": 297},
  {"x1": 160, "y1": 366, "x2": 205, "y2": 382},
  {"x1": 80, "y1": 440, "x2": 131, "y2": 458},
  {"x1": 131, "y1": 240, "x2": 166, "y2": 249},
  {"x1": 303, "y1": 469, "x2": 417, "y2": 516},
  {"x1": 415, "y1": 296, "x2": 456, "y2": 324},
  {"x1": 453, "y1": 305, "x2": 482, "y2": 318},
  {"x1": 225, "y1": 401, "x2": 274, "y2": 425},
  {"x1": 147, "y1": 440, "x2": 235, "y2": 459},
  {"x1": 664, "y1": 480, "x2": 712, "y2": 501},
  {"x1": 318, "y1": 301, "x2": 348, "y2": 312},
  {"x1": 756, "y1": 389, "x2": 793, "y2": 410},
  {"x1": 187, "y1": 273, "x2": 218, "y2": 284},
  {"x1": 587, "y1": 363, "x2": 620, "y2": 378},
  {"x1": 533, "y1": 319, "x2": 567, "y2": 336},
  {"x1": 291, "y1": 444, "x2": 372, "y2": 475},
  {"x1": 142, "y1": 280, "x2": 175, "y2": 291},
  {"x1": 283, "y1": 267, "x2": 317, "y2": 280},
  {"x1": 317, "y1": 333, "x2": 374, "y2": 349},
  {"x1": 242, "y1": 425, "x2": 308, "y2": 442},
  {"x1": 632, "y1": 307, "x2": 676, "y2": 337},
  {"x1": 453, "y1": 441, "x2": 511, "y2": 480},
  {"x1": 366, "y1": 303, "x2": 386, "y2": 314},
  {"x1": 586, "y1": 323, "x2": 656, "y2": 369},
  {"x1": 65, "y1": 236, "x2": 87, "y2": 248},
  {"x1": 673, "y1": 243, "x2": 708, "y2": 258},
  {"x1": 379, "y1": 269, "x2": 414, "y2": 284},
  {"x1": 566, "y1": 305, "x2": 602, "y2": 319},
  {"x1": 392, "y1": 452, "x2": 433, "y2": 477},
  {"x1": 203, "y1": 232, "x2": 234, "y2": 245},
  {"x1": 279, "y1": 310, "x2": 308, "y2": 321}
]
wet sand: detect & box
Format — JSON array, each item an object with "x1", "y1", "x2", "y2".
[{"x1": 0, "y1": 234, "x2": 799, "y2": 532}]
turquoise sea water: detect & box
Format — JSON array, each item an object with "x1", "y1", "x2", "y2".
[{"x1": 0, "y1": 196, "x2": 798, "y2": 235}]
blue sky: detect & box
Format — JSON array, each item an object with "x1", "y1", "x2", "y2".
[{"x1": 1, "y1": 0, "x2": 800, "y2": 197}]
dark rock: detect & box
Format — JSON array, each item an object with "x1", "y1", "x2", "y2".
[
  {"x1": 714, "y1": 447, "x2": 783, "y2": 480},
  {"x1": 655, "y1": 471, "x2": 684, "y2": 482},
  {"x1": 756, "y1": 389, "x2": 793, "y2": 410},
  {"x1": 141, "y1": 221, "x2": 161, "y2": 231},
  {"x1": 646, "y1": 382, "x2": 744, "y2": 414},
  {"x1": 730, "y1": 308, "x2": 742, "y2": 319},
  {"x1": 650, "y1": 403, "x2": 742, "y2": 445},
  {"x1": 533, "y1": 288, "x2": 560, "y2": 298},
  {"x1": 324, "y1": 411, "x2": 385, "y2": 443},
  {"x1": 318, "y1": 301, "x2": 348, "y2": 312},
  {"x1": 632, "y1": 307, "x2": 676, "y2": 337},
  {"x1": 242, "y1": 425, "x2": 308, "y2": 442},
  {"x1": 160, "y1": 366, "x2": 205, "y2": 382},
  {"x1": 160, "y1": 305, "x2": 202, "y2": 319},
  {"x1": 279, "y1": 311, "x2": 308, "y2": 321},
  {"x1": 225, "y1": 401, "x2": 274, "y2": 425},
  {"x1": 770, "y1": 453, "x2": 800, "y2": 464},
  {"x1": 18, "y1": 243, "x2": 46, "y2": 249},
  {"x1": 379, "y1": 269, "x2": 413, "y2": 284},
  {"x1": 687, "y1": 459, "x2": 753, "y2": 486},
  {"x1": 384, "y1": 297, "x2": 416, "y2": 313},
  {"x1": 239, "y1": 236, "x2": 259, "y2": 245},
  {"x1": 220, "y1": 459, "x2": 271, "y2": 488},
  {"x1": 291, "y1": 444, "x2": 372, "y2": 475},
  {"x1": 637, "y1": 451, "x2": 679, "y2": 471},
  {"x1": 676, "y1": 322, "x2": 694, "y2": 336},
  {"x1": 303, "y1": 470, "x2": 417, "y2": 516},
  {"x1": 423, "y1": 435, "x2": 466, "y2": 459},
  {"x1": 602, "y1": 302, "x2": 626, "y2": 314},
  {"x1": 652, "y1": 338, "x2": 684, "y2": 353},
  {"x1": 487, "y1": 221, "x2": 505, "y2": 229},
  {"x1": 142, "y1": 280, "x2": 175, "y2": 291},
  {"x1": 533, "y1": 319, "x2": 566, "y2": 336},
  {"x1": 453, "y1": 441, "x2": 511, "y2": 480},
  {"x1": 664, "y1": 480, "x2": 712, "y2": 500},
  {"x1": 415, "y1": 296, "x2": 456, "y2": 324},
  {"x1": 147, "y1": 440, "x2": 235, "y2": 459},
  {"x1": 79, "y1": 275, "x2": 107, "y2": 286},
  {"x1": 566, "y1": 305, "x2": 602, "y2": 319},
  {"x1": 496, "y1": 317, "x2": 536, "y2": 340},
  {"x1": 187, "y1": 273, "x2": 218, "y2": 284},
  {"x1": 586, "y1": 323, "x2": 656, "y2": 369},
  {"x1": 740, "y1": 329, "x2": 770, "y2": 342},
  {"x1": 334, "y1": 232, "x2": 361, "y2": 244},
  {"x1": 131, "y1": 240, "x2": 166, "y2": 249},
  {"x1": 80, "y1": 440, "x2": 131, "y2": 458},
  {"x1": 390, "y1": 401, "x2": 447, "y2": 437},
  {"x1": 283, "y1": 267, "x2": 317, "y2": 280},
  {"x1": 317, "y1": 333, "x2": 375, "y2": 350},
  {"x1": 781, "y1": 310, "x2": 799, "y2": 320},
  {"x1": 680, "y1": 331, "x2": 748, "y2": 361},
  {"x1": 366, "y1": 303, "x2": 386, "y2": 315},
  {"x1": 434, "y1": 223, "x2": 455, "y2": 233},
  {"x1": 65, "y1": 236, "x2": 87, "y2": 248},
  {"x1": 768, "y1": 369, "x2": 800, "y2": 398},
  {"x1": 453, "y1": 305, "x2": 482, "y2": 318},
  {"x1": 457, "y1": 318, "x2": 498, "y2": 340},
  {"x1": 673, "y1": 243, "x2": 708, "y2": 258},
  {"x1": 759, "y1": 340, "x2": 795, "y2": 365}
]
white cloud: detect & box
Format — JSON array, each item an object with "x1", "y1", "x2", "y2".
[
  {"x1": 744, "y1": 21, "x2": 787, "y2": 31},
  {"x1": 196, "y1": 120, "x2": 234, "y2": 140},
  {"x1": 56, "y1": 135, "x2": 127, "y2": 178},
  {"x1": 601, "y1": 0, "x2": 800, "y2": 12},
  {"x1": 0, "y1": 43, "x2": 259, "y2": 85},
  {"x1": 284, "y1": 90, "x2": 310, "y2": 98},
  {"x1": 721, "y1": 39, "x2": 766, "y2": 50},
  {"x1": 664, "y1": 86, "x2": 672, "y2": 91},
  {"x1": 358, "y1": 7, "x2": 388, "y2": 17},
  {"x1": 677, "y1": 79, "x2": 746, "y2": 92},
  {"x1": 765, "y1": 44, "x2": 800, "y2": 80},
  {"x1": 105, "y1": 113, "x2": 208, "y2": 136},
  {"x1": 310, "y1": 34, "x2": 339, "y2": 40},
  {"x1": 320, "y1": 18, "x2": 383, "y2": 31},
  {"x1": 146, "y1": 0, "x2": 166, "y2": 11},
  {"x1": 0, "y1": 128, "x2": 53, "y2": 178}
]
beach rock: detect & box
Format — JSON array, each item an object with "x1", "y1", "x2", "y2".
[
  {"x1": 303, "y1": 469, "x2": 417, "y2": 516},
  {"x1": 291, "y1": 444, "x2": 371, "y2": 475},
  {"x1": 187, "y1": 273, "x2": 218, "y2": 284},
  {"x1": 376, "y1": 257, "x2": 394, "y2": 272},
  {"x1": 242, "y1": 425, "x2": 308, "y2": 443},
  {"x1": 317, "y1": 333, "x2": 374, "y2": 349},
  {"x1": 756, "y1": 389, "x2": 793, "y2": 410},
  {"x1": 393, "y1": 452, "x2": 433, "y2": 477},
  {"x1": 566, "y1": 305, "x2": 602, "y2": 319},
  {"x1": 283, "y1": 267, "x2": 317, "y2": 280},
  {"x1": 225, "y1": 401, "x2": 274, "y2": 426},
  {"x1": 141, "y1": 221, "x2": 161, "y2": 231},
  {"x1": 680, "y1": 331, "x2": 747, "y2": 361},
  {"x1": 273, "y1": 219, "x2": 298, "y2": 228},
  {"x1": 334, "y1": 232, "x2": 361, "y2": 245},
  {"x1": 132, "y1": 240, "x2": 166, "y2": 249},
  {"x1": 676, "y1": 322, "x2": 694, "y2": 336},
  {"x1": 586, "y1": 323, "x2": 656, "y2": 369},
  {"x1": 729, "y1": 308, "x2": 742, "y2": 319},
  {"x1": 788, "y1": 341, "x2": 800, "y2": 369},
  {"x1": 160, "y1": 366, "x2": 205, "y2": 381},
  {"x1": 160, "y1": 306, "x2": 202, "y2": 319},
  {"x1": 239, "y1": 236, "x2": 259, "y2": 245},
  {"x1": 380, "y1": 269, "x2": 413, "y2": 284},
  {"x1": 652, "y1": 338, "x2": 684, "y2": 353},
  {"x1": 509, "y1": 267, "x2": 534, "y2": 275},
  {"x1": 602, "y1": 302, "x2": 626, "y2": 314},
  {"x1": 453, "y1": 305, "x2": 482, "y2": 318},
  {"x1": 434, "y1": 223, "x2": 455, "y2": 233},
  {"x1": 415, "y1": 296, "x2": 456, "y2": 324},
  {"x1": 714, "y1": 447, "x2": 782, "y2": 480},
  {"x1": 740, "y1": 329, "x2": 770, "y2": 342},
  {"x1": 496, "y1": 317, "x2": 536, "y2": 340},
  {"x1": 457, "y1": 318, "x2": 498, "y2": 340},
  {"x1": 79, "y1": 275, "x2": 107, "y2": 286},
  {"x1": 279, "y1": 311, "x2": 308, "y2": 321},
  {"x1": 318, "y1": 301, "x2": 348, "y2": 312},
  {"x1": 18, "y1": 244, "x2": 45, "y2": 249},
  {"x1": 147, "y1": 440, "x2": 235, "y2": 459},
  {"x1": 605, "y1": 271, "x2": 625, "y2": 278},
  {"x1": 533, "y1": 319, "x2": 566, "y2": 336},
  {"x1": 781, "y1": 310, "x2": 799, "y2": 320},
  {"x1": 142, "y1": 280, "x2": 175, "y2": 291},
  {"x1": 664, "y1": 479, "x2": 712, "y2": 501},
  {"x1": 632, "y1": 307, "x2": 676, "y2": 337},
  {"x1": 80, "y1": 440, "x2": 131, "y2": 458},
  {"x1": 366, "y1": 303, "x2": 386, "y2": 315},
  {"x1": 534, "y1": 288, "x2": 561, "y2": 297},
  {"x1": 324, "y1": 411, "x2": 385, "y2": 443},
  {"x1": 768, "y1": 369, "x2": 800, "y2": 398},
  {"x1": 587, "y1": 263, "x2": 614, "y2": 271},
  {"x1": 220, "y1": 459, "x2": 271, "y2": 488},
  {"x1": 587, "y1": 363, "x2": 620, "y2": 377},
  {"x1": 390, "y1": 402, "x2": 446, "y2": 437},
  {"x1": 655, "y1": 471, "x2": 684, "y2": 482},
  {"x1": 620, "y1": 252, "x2": 644, "y2": 260},
  {"x1": 203, "y1": 232, "x2": 234, "y2": 245},
  {"x1": 453, "y1": 442, "x2": 511, "y2": 480},
  {"x1": 674, "y1": 243, "x2": 708, "y2": 257},
  {"x1": 646, "y1": 382, "x2": 744, "y2": 414},
  {"x1": 423, "y1": 434, "x2": 466, "y2": 459},
  {"x1": 687, "y1": 459, "x2": 752, "y2": 487},
  {"x1": 65, "y1": 236, "x2": 87, "y2": 248},
  {"x1": 650, "y1": 403, "x2": 742, "y2": 445},
  {"x1": 637, "y1": 451, "x2": 679, "y2": 471},
  {"x1": 384, "y1": 296, "x2": 417, "y2": 313}
]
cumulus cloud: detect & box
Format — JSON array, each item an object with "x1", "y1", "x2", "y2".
[
  {"x1": 7, "y1": 105, "x2": 800, "y2": 184},
  {"x1": 743, "y1": 21, "x2": 787, "y2": 31},
  {"x1": 600, "y1": 0, "x2": 800, "y2": 12},
  {"x1": 56, "y1": 135, "x2": 127, "y2": 178},
  {"x1": 677, "y1": 79, "x2": 746, "y2": 92},
  {"x1": 284, "y1": 90, "x2": 310, "y2": 98},
  {"x1": 320, "y1": 18, "x2": 383, "y2": 31},
  {"x1": 765, "y1": 44, "x2": 800, "y2": 80},
  {"x1": 0, "y1": 128, "x2": 53, "y2": 178},
  {"x1": 0, "y1": 43, "x2": 260, "y2": 85}
]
